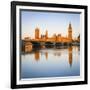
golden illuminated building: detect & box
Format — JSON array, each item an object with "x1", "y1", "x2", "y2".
[
  {"x1": 77, "y1": 35, "x2": 80, "y2": 42},
  {"x1": 68, "y1": 23, "x2": 72, "y2": 40},
  {"x1": 45, "y1": 30, "x2": 48, "y2": 39},
  {"x1": 45, "y1": 22, "x2": 73, "y2": 42},
  {"x1": 24, "y1": 37, "x2": 31, "y2": 41},
  {"x1": 57, "y1": 34, "x2": 61, "y2": 42},
  {"x1": 24, "y1": 23, "x2": 74, "y2": 43},
  {"x1": 53, "y1": 33, "x2": 57, "y2": 41},
  {"x1": 35, "y1": 27, "x2": 40, "y2": 39},
  {"x1": 25, "y1": 42, "x2": 33, "y2": 52}
]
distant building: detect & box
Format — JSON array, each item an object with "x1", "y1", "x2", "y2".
[
  {"x1": 77, "y1": 34, "x2": 80, "y2": 42},
  {"x1": 68, "y1": 23, "x2": 72, "y2": 40},
  {"x1": 24, "y1": 37, "x2": 31, "y2": 41},
  {"x1": 45, "y1": 30, "x2": 48, "y2": 39},
  {"x1": 35, "y1": 27, "x2": 40, "y2": 39},
  {"x1": 33, "y1": 23, "x2": 73, "y2": 43},
  {"x1": 57, "y1": 34, "x2": 61, "y2": 41},
  {"x1": 48, "y1": 23, "x2": 73, "y2": 43},
  {"x1": 25, "y1": 42, "x2": 33, "y2": 52},
  {"x1": 53, "y1": 33, "x2": 57, "y2": 41},
  {"x1": 41, "y1": 34, "x2": 46, "y2": 40},
  {"x1": 41, "y1": 34, "x2": 43, "y2": 39}
]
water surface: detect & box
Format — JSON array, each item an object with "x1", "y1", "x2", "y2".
[{"x1": 20, "y1": 46, "x2": 80, "y2": 79}]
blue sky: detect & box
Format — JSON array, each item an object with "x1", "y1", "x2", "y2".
[{"x1": 21, "y1": 10, "x2": 80, "y2": 39}]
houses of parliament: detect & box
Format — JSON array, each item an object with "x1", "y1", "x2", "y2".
[
  {"x1": 23, "y1": 23, "x2": 80, "y2": 43},
  {"x1": 34, "y1": 23, "x2": 73, "y2": 43}
]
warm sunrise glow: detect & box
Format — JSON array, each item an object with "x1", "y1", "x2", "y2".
[{"x1": 21, "y1": 10, "x2": 80, "y2": 39}]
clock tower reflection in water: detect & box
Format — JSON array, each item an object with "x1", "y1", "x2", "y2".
[
  {"x1": 34, "y1": 51, "x2": 40, "y2": 61},
  {"x1": 68, "y1": 47, "x2": 72, "y2": 67},
  {"x1": 21, "y1": 46, "x2": 80, "y2": 78},
  {"x1": 33, "y1": 46, "x2": 73, "y2": 67}
]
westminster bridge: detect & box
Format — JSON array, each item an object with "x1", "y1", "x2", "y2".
[{"x1": 21, "y1": 39, "x2": 80, "y2": 52}]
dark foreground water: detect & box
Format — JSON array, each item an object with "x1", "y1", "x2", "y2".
[{"x1": 20, "y1": 46, "x2": 80, "y2": 79}]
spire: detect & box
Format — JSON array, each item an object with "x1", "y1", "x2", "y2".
[
  {"x1": 46, "y1": 30, "x2": 48, "y2": 39},
  {"x1": 35, "y1": 26, "x2": 39, "y2": 30},
  {"x1": 68, "y1": 22, "x2": 72, "y2": 40},
  {"x1": 69, "y1": 22, "x2": 72, "y2": 29}
]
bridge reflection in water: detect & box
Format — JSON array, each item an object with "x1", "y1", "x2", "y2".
[
  {"x1": 34, "y1": 46, "x2": 73, "y2": 66},
  {"x1": 21, "y1": 43, "x2": 80, "y2": 67},
  {"x1": 21, "y1": 44, "x2": 80, "y2": 78}
]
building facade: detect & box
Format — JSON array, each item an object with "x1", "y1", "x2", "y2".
[
  {"x1": 35, "y1": 27, "x2": 40, "y2": 39},
  {"x1": 68, "y1": 23, "x2": 72, "y2": 40},
  {"x1": 45, "y1": 30, "x2": 48, "y2": 39},
  {"x1": 28, "y1": 23, "x2": 73, "y2": 43}
]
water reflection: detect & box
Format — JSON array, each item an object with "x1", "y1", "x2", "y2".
[
  {"x1": 21, "y1": 46, "x2": 80, "y2": 78},
  {"x1": 33, "y1": 46, "x2": 74, "y2": 66},
  {"x1": 22, "y1": 45, "x2": 80, "y2": 66},
  {"x1": 68, "y1": 47, "x2": 72, "y2": 67},
  {"x1": 45, "y1": 52, "x2": 48, "y2": 60},
  {"x1": 34, "y1": 51, "x2": 40, "y2": 61}
]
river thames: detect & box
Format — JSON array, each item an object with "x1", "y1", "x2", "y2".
[{"x1": 20, "y1": 46, "x2": 80, "y2": 79}]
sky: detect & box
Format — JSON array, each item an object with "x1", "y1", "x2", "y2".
[{"x1": 21, "y1": 10, "x2": 80, "y2": 39}]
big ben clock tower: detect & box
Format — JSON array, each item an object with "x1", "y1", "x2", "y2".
[{"x1": 68, "y1": 22, "x2": 72, "y2": 40}]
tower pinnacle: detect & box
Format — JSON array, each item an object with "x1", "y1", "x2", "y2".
[
  {"x1": 69, "y1": 22, "x2": 72, "y2": 30},
  {"x1": 68, "y1": 22, "x2": 72, "y2": 40}
]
